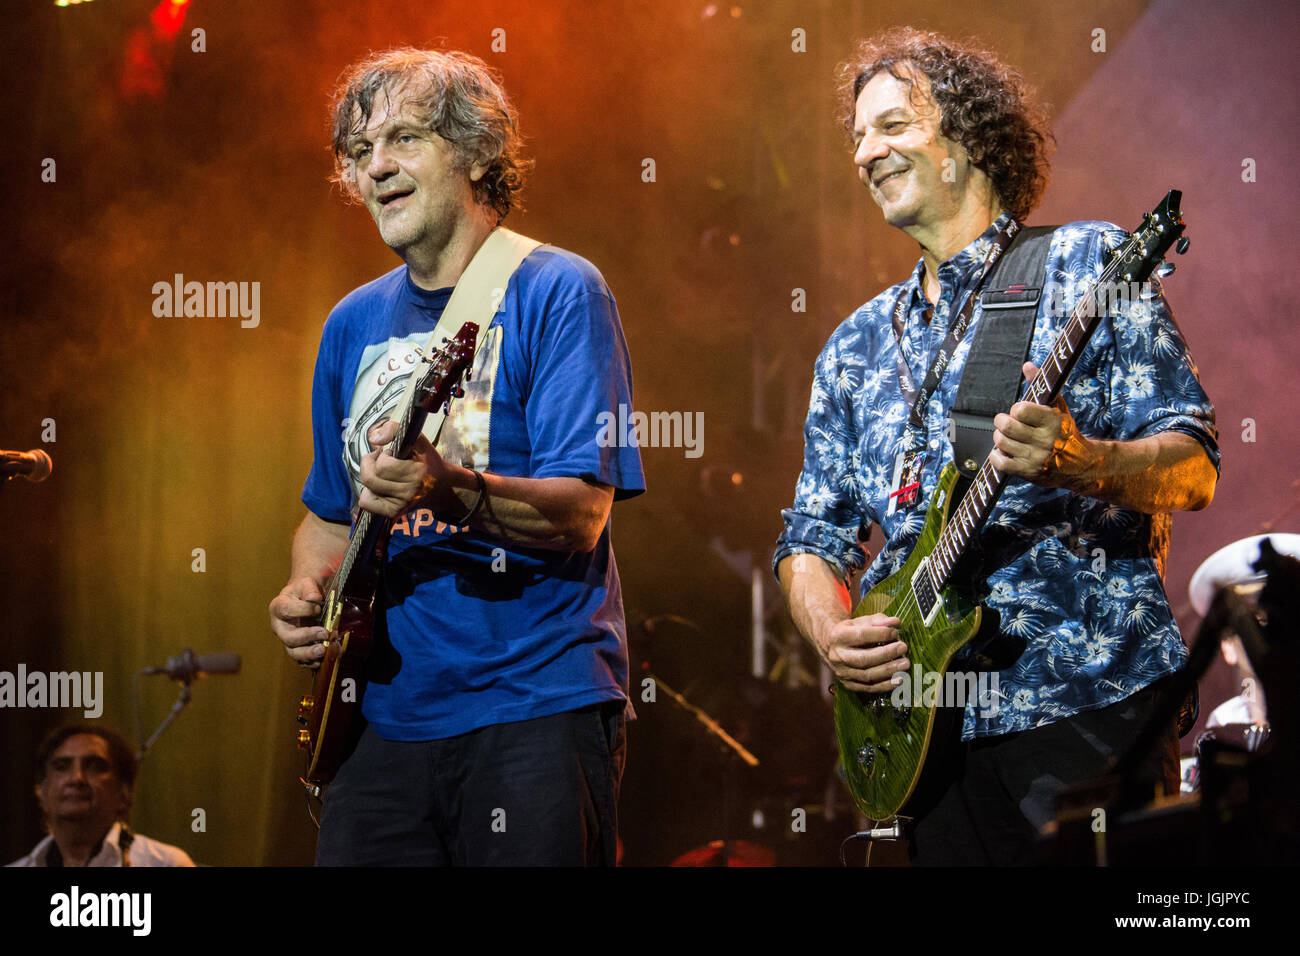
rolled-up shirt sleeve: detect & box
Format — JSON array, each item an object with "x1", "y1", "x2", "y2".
[{"x1": 773, "y1": 333, "x2": 871, "y2": 581}]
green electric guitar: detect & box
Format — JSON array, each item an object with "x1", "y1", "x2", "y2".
[{"x1": 833, "y1": 191, "x2": 1189, "y2": 822}]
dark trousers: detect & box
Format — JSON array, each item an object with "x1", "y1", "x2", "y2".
[
  {"x1": 315, "y1": 702, "x2": 626, "y2": 866},
  {"x1": 908, "y1": 685, "x2": 1180, "y2": 865}
]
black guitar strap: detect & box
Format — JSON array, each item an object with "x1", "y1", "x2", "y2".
[
  {"x1": 941, "y1": 225, "x2": 1060, "y2": 671},
  {"x1": 946, "y1": 226, "x2": 1056, "y2": 670},
  {"x1": 950, "y1": 225, "x2": 1058, "y2": 483}
]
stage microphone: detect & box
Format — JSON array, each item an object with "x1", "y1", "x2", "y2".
[
  {"x1": 142, "y1": 649, "x2": 242, "y2": 683},
  {"x1": 1, "y1": 449, "x2": 52, "y2": 482}
]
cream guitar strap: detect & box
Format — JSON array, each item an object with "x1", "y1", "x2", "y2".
[{"x1": 392, "y1": 227, "x2": 543, "y2": 448}]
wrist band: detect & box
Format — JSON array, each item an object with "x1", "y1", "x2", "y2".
[{"x1": 452, "y1": 470, "x2": 487, "y2": 527}]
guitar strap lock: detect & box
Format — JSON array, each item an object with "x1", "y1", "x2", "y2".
[{"x1": 951, "y1": 412, "x2": 997, "y2": 480}]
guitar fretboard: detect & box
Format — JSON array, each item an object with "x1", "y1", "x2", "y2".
[{"x1": 327, "y1": 347, "x2": 459, "y2": 597}]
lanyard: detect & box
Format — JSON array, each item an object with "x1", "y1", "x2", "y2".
[{"x1": 892, "y1": 219, "x2": 1020, "y2": 446}]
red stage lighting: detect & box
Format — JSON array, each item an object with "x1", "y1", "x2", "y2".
[{"x1": 150, "y1": 0, "x2": 189, "y2": 39}]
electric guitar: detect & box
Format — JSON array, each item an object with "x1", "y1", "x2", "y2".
[
  {"x1": 833, "y1": 191, "x2": 1189, "y2": 822},
  {"x1": 295, "y1": 323, "x2": 478, "y2": 798}
]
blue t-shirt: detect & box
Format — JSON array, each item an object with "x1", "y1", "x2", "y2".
[{"x1": 302, "y1": 245, "x2": 645, "y2": 741}]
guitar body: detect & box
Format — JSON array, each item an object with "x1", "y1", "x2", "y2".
[
  {"x1": 298, "y1": 502, "x2": 392, "y2": 794},
  {"x1": 834, "y1": 463, "x2": 983, "y2": 821},
  {"x1": 299, "y1": 574, "x2": 379, "y2": 792}
]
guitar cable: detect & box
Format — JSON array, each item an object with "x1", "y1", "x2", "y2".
[
  {"x1": 839, "y1": 831, "x2": 867, "y2": 866},
  {"x1": 303, "y1": 786, "x2": 321, "y2": 829},
  {"x1": 839, "y1": 819, "x2": 908, "y2": 866}
]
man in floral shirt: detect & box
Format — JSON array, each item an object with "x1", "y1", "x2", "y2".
[{"x1": 774, "y1": 29, "x2": 1219, "y2": 864}]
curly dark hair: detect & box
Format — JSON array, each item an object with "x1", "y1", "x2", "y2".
[
  {"x1": 329, "y1": 48, "x2": 530, "y2": 222},
  {"x1": 34, "y1": 724, "x2": 138, "y2": 820},
  {"x1": 841, "y1": 28, "x2": 1052, "y2": 220}
]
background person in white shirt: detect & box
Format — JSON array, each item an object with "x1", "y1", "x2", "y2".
[{"x1": 8, "y1": 724, "x2": 193, "y2": 867}]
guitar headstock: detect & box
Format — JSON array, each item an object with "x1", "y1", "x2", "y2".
[
  {"x1": 381, "y1": 322, "x2": 479, "y2": 461},
  {"x1": 1108, "y1": 189, "x2": 1188, "y2": 284},
  {"x1": 413, "y1": 322, "x2": 479, "y2": 414}
]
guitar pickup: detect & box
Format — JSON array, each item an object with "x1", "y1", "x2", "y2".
[{"x1": 910, "y1": 559, "x2": 941, "y2": 626}]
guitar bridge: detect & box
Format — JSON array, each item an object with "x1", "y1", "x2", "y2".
[{"x1": 910, "y1": 558, "x2": 941, "y2": 626}]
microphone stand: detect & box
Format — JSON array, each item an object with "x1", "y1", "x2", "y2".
[
  {"x1": 137, "y1": 681, "x2": 192, "y2": 764},
  {"x1": 135, "y1": 649, "x2": 211, "y2": 762},
  {"x1": 137, "y1": 675, "x2": 193, "y2": 762}
]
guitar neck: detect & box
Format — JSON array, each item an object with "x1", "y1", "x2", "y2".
[
  {"x1": 320, "y1": 322, "x2": 477, "y2": 601},
  {"x1": 329, "y1": 393, "x2": 432, "y2": 597},
  {"x1": 928, "y1": 254, "x2": 1130, "y2": 592}
]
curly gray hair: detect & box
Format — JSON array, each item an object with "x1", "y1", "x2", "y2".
[{"x1": 330, "y1": 48, "x2": 529, "y2": 221}]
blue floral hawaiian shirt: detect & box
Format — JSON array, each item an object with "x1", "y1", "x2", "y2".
[{"x1": 774, "y1": 212, "x2": 1220, "y2": 740}]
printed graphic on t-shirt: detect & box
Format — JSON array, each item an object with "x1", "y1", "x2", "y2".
[{"x1": 339, "y1": 326, "x2": 503, "y2": 525}]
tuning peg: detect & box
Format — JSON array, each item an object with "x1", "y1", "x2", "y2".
[
  {"x1": 1155, "y1": 260, "x2": 1176, "y2": 278},
  {"x1": 1176, "y1": 236, "x2": 1190, "y2": 255}
]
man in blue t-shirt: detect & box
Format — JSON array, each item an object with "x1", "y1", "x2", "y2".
[{"x1": 268, "y1": 48, "x2": 644, "y2": 866}]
